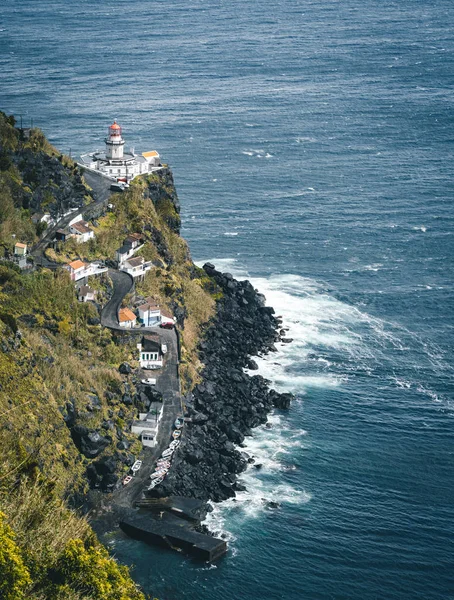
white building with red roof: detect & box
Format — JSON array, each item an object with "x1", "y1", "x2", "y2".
[
  {"x1": 66, "y1": 260, "x2": 107, "y2": 282},
  {"x1": 118, "y1": 307, "x2": 137, "y2": 328}
]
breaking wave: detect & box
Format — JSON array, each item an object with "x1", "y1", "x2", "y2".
[{"x1": 200, "y1": 258, "x2": 453, "y2": 544}]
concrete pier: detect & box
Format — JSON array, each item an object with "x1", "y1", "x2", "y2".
[{"x1": 119, "y1": 512, "x2": 227, "y2": 562}]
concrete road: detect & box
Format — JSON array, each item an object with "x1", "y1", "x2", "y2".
[
  {"x1": 100, "y1": 270, "x2": 134, "y2": 329},
  {"x1": 114, "y1": 328, "x2": 182, "y2": 507},
  {"x1": 100, "y1": 268, "x2": 184, "y2": 506}
]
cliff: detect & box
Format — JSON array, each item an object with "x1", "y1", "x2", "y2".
[
  {"x1": 0, "y1": 111, "x2": 291, "y2": 596},
  {"x1": 0, "y1": 112, "x2": 216, "y2": 599}
]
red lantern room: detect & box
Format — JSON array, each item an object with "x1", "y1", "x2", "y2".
[{"x1": 108, "y1": 120, "x2": 122, "y2": 138}]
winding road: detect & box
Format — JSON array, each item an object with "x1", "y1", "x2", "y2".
[{"x1": 100, "y1": 269, "x2": 183, "y2": 506}]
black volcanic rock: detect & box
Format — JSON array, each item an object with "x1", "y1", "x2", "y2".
[{"x1": 147, "y1": 266, "x2": 293, "y2": 502}]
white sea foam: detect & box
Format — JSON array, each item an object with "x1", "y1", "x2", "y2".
[
  {"x1": 200, "y1": 258, "x2": 452, "y2": 543},
  {"x1": 295, "y1": 136, "x2": 317, "y2": 143}
]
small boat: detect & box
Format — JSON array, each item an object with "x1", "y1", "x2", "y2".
[
  {"x1": 174, "y1": 417, "x2": 184, "y2": 429},
  {"x1": 169, "y1": 439, "x2": 180, "y2": 449},
  {"x1": 141, "y1": 378, "x2": 157, "y2": 386},
  {"x1": 172, "y1": 430, "x2": 181, "y2": 440},
  {"x1": 131, "y1": 460, "x2": 142, "y2": 473},
  {"x1": 150, "y1": 469, "x2": 167, "y2": 479},
  {"x1": 148, "y1": 476, "x2": 164, "y2": 490},
  {"x1": 155, "y1": 464, "x2": 170, "y2": 471},
  {"x1": 161, "y1": 448, "x2": 174, "y2": 458},
  {"x1": 122, "y1": 475, "x2": 133, "y2": 486},
  {"x1": 156, "y1": 460, "x2": 171, "y2": 469}
]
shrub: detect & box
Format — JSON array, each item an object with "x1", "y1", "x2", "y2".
[
  {"x1": 56, "y1": 539, "x2": 144, "y2": 600},
  {"x1": 0, "y1": 512, "x2": 32, "y2": 600}
]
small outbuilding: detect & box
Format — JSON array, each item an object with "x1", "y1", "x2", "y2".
[
  {"x1": 78, "y1": 285, "x2": 96, "y2": 303},
  {"x1": 14, "y1": 242, "x2": 27, "y2": 256}
]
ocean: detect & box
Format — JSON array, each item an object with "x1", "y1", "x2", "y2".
[{"x1": 1, "y1": 0, "x2": 453, "y2": 598}]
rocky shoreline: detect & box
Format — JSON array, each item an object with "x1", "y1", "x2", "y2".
[{"x1": 148, "y1": 262, "x2": 293, "y2": 503}]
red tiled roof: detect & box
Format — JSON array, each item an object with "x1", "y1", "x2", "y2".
[
  {"x1": 68, "y1": 259, "x2": 86, "y2": 270},
  {"x1": 119, "y1": 308, "x2": 136, "y2": 323}
]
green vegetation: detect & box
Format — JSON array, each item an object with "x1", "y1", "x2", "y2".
[
  {"x1": 0, "y1": 113, "x2": 147, "y2": 599},
  {"x1": 0, "y1": 111, "x2": 221, "y2": 598},
  {"x1": 0, "y1": 110, "x2": 88, "y2": 256}
]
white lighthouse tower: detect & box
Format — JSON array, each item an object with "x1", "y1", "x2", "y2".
[{"x1": 105, "y1": 120, "x2": 125, "y2": 160}]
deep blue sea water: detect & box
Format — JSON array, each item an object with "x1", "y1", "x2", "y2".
[{"x1": 1, "y1": 1, "x2": 454, "y2": 598}]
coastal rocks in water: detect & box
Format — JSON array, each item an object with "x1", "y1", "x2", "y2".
[
  {"x1": 263, "y1": 500, "x2": 281, "y2": 509},
  {"x1": 148, "y1": 267, "x2": 293, "y2": 503},
  {"x1": 269, "y1": 390, "x2": 293, "y2": 410}
]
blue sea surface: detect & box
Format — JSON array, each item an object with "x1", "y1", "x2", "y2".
[{"x1": 1, "y1": 1, "x2": 453, "y2": 598}]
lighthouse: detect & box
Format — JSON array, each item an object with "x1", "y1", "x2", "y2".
[
  {"x1": 78, "y1": 120, "x2": 161, "y2": 182},
  {"x1": 105, "y1": 120, "x2": 125, "y2": 160}
]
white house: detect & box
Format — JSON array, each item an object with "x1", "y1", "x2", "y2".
[
  {"x1": 115, "y1": 244, "x2": 134, "y2": 264},
  {"x1": 118, "y1": 307, "x2": 137, "y2": 328},
  {"x1": 78, "y1": 121, "x2": 161, "y2": 183},
  {"x1": 78, "y1": 285, "x2": 96, "y2": 302},
  {"x1": 67, "y1": 259, "x2": 87, "y2": 281},
  {"x1": 131, "y1": 402, "x2": 164, "y2": 447},
  {"x1": 120, "y1": 256, "x2": 152, "y2": 279},
  {"x1": 125, "y1": 233, "x2": 144, "y2": 249},
  {"x1": 66, "y1": 260, "x2": 107, "y2": 282},
  {"x1": 69, "y1": 220, "x2": 95, "y2": 244},
  {"x1": 31, "y1": 213, "x2": 52, "y2": 225},
  {"x1": 137, "y1": 335, "x2": 163, "y2": 369},
  {"x1": 138, "y1": 298, "x2": 175, "y2": 327},
  {"x1": 138, "y1": 299, "x2": 161, "y2": 327},
  {"x1": 115, "y1": 233, "x2": 144, "y2": 264},
  {"x1": 14, "y1": 242, "x2": 27, "y2": 256}
]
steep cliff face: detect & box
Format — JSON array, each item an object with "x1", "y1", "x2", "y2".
[
  {"x1": 143, "y1": 167, "x2": 181, "y2": 234},
  {"x1": 0, "y1": 113, "x2": 216, "y2": 599},
  {"x1": 0, "y1": 112, "x2": 91, "y2": 249}
]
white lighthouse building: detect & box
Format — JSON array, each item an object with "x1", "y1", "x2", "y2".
[
  {"x1": 105, "y1": 120, "x2": 125, "y2": 160},
  {"x1": 78, "y1": 120, "x2": 161, "y2": 182}
]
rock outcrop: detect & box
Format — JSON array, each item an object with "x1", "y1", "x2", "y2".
[{"x1": 149, "y1": 264, "x2": 293, "y2": 502}]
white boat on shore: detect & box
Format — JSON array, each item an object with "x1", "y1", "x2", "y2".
[
  {"x1": 161, "y1": 448, "x2": 174, "y2": 458},
  {"x1": 172, "y1": 430, "x2": 181, "y2": 439},
  {"x1": 148, "y1": 475, "x2": 164, "y2": 490},
  {"x1": 174, "y1": 417, "x2": 184, "y2": 429},
  {"x1": 131, "y1": 460, "x2": 142, "y2": 473},
  {"x1": 169, "y1": 439, "x2": 180, "y2": 450},
  {"x1": 150, "y1": 469, "x2": 167, "y2": 479}
]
